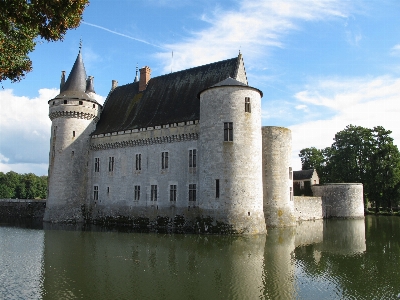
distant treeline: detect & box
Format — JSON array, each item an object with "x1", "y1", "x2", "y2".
[{"x1": 0, "y1": 171, "x2": 47, "y2": 199}]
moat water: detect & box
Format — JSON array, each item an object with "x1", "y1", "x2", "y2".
[{"x1": 0, "y1": 215, "x2": 399, "y2": 300}]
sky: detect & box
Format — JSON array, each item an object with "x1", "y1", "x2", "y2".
[{"x1": 0, "y1": 0, "x2": 399, "y2": 176}]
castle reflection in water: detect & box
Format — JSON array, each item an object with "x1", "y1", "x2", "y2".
[{"x1": 40, "y1": 219, "x2": 366, "y2": 299}]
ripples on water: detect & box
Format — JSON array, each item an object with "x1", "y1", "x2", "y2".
[
  {"x1": 0, "y1": 216, "x2": 399, "y2": 300},
  {"x1": 0, "y1": 226, "x2": 44, "y2": 300}
]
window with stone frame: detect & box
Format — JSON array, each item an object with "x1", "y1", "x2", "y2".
[
  {"x1": 245, "y1": 97, "x2": 251, "y2": 113},
  {"x1": 94, "y1": 158, "x2": 100, "y2": 172},
  {"x1": 94, "y1": 185, "x2": 99, "y2": 201},
  {"x1": 151, "y1": 185, "x2": 157, "y2": 201},
  {"x1": 109, "y1": 157, "x2": 114, "y2": 172},
  {"x1": 189, "y1": 184, "x2": 196, "y2": 201},
  {"x1": 135, "y1": 153, "x2": 141, "y2": 171},
  {"x1": 162, "y1": 152, "x2": 168, "y2": 169},
  {"x1": 189, "y1": 149, "x2": 197, "y2": 168},
  {"x1": 224, "y1": 122, "x2": 233, "y2": 141},
  {"x1": 134, "y1": 185, "x2": 140, "y2": 201},
  {"x1": 170, "y1": 185, "x2": 177, "y2": 202},
  {"x1": 216, "y1": 179, "x2": 220, "y2": 198}
]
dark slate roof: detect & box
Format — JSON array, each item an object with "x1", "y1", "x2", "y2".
[
  {"x1": 61, "y1": 52, "x2": 87, "y2": 93},
  {"x1": 293, "y1": 169, "x2": 315, "y2": 181},
  {"x1": 212, "y1": 77, "x2": 247, "y2": 87},
  {"x1": 51, "y1": 51, "x2": 100, "y2": 104},
  {"x1": 93, "y1": 56, "x2": 241, "y2": 135},
  {"x1": 198, "y1": 77, "x2": 263, "y2": 98}
]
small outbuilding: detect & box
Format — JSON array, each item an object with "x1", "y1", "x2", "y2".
[{"x1": 293, "y1": 169, "x2": 319, "y2": 196}]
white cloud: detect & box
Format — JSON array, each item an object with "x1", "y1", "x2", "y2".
[
  {"x1": 0, "y1": 153, "x2": 9, "y2": 163},
  {"x1": 0, "y1": 88, "x2": 58, "y2": 174},
  {"x1": 290, "y1": 76, "x2": 400, "y2": 170},
  {"x1": 0, "y1": 88, "x2": 106, "y2": 175},
  {"x1": 92, "y1": 93, "x2": 106, "y2": 105},
  {"x1": 156, "y1": 0, "x2": 354, "y2": 73},
  {"x1": 390, "y1": 44, "x2": 400, "y2": 56},
  {"x1": 295, "y1": 104, "x2": 308, "y2": 111}
]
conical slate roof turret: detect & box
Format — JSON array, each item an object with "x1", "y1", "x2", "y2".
[
  {"x1": 60, "y1": 51, "x2": 87, "y2": 93},
  {"x1": 53, "y1": 48, "x2": 100, "y2": 104}
]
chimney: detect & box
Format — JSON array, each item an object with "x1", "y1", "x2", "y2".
[
  {"x1": 60, "y1": 71, "x2": 66, "y2": 90},
  {"x1": 139, "y1": 66, "x2": 151, "y2": 92},
  {"x1": 111, "y1": 80, "x2": 118, "y2": 91},
  {"x1": 85, "y1": 76, "x2": 95, "y2": 94}
]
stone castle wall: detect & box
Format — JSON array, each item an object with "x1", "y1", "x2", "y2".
[
  {"x1": 312, "y1": 183, "x2": 364, "y2": 218},
  {"x1": 88, "y1": 122, "x2": 199, "y2": 222},
  {"x1": 44, "y1": 99, "x2": 101, "y2": 222},
  {"x1": 198, "y1": 85, "x2": 265, "y2": 234},
  {"x1": 293, "y1": 196, "x2": 323, "y2": 221},
  {"x1": 0, "y1": 199, "x2": 46, "y2": 219},
  {"x1": 262, "y1": 126, "x2": 295, "y2": 227}
]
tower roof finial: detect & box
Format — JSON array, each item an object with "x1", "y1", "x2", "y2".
[{"x1": 79, "y1": 38, "x2": 82, "y2": 53}]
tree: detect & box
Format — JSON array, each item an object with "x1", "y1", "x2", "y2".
[
  {"x1": 299, "y1": 147, "x2": 330, "y2": 183},
  {"x1": 0, "y1": 171, "x2": 47, "y2": 199},
  {"x1": 368, "y1": 126, "x2": 400, "y2": 210},
  {"x1": 299, "y1": 125, "x2": 400, "y2": 210},
  {"x1": 0, "y1": 0, "x2": 89, "y2": 82}
]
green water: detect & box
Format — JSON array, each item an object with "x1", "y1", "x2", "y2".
[{"x1": 0, "y1": 216, "x2": 399, "y2": 300}]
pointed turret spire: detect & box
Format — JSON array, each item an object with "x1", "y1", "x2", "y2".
[
  {"x1": 134, "y1": 63, "x2": 139, "y2": 82},
  {"x1": 60, "y1": 44, "x2": 87, "y2": 93}
]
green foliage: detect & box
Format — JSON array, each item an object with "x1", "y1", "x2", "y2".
[
  {"x1": 0, "y1": 0, "x2": 89, "y2": 82},
  {"x1": 299, "y1": 125, "x2": 400, "y2": 209},
  {"x1": 0, "y1": 171, "x2": 47, "y2": 199}
]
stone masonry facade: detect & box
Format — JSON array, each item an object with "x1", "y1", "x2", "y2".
[{"x1": 44, "y1": 51, "x2": 364, "y2": 233}]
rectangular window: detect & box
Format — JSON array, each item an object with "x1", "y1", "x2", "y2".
[
  {"x1": 151, "y1": 185, "x2": 157, "y2": 201},
  {"x1": 289, "y1": 167, "x2": 293, "y2": 180},
  {"x1": 72, "y1": 131, "x2": 75, "y2": 137},
  {"x1": 135, "y1": 154, "x2": 141, "y2": 171},
  {"x1": 94, "y1": 186, "x2": 99, "y2": 201},
  {"x1": 189, "y1": 149, "x2": 197, "y2": 168},
  {"x1": 216, "y1": 179, "x2": 220, "y2": 198},
  {"x1": 109, "y1": 157, "x2": 114, "y2": 172},
  {"x1": 64, "y1": 100, "x2": 67, "y2": 104},
  {"x1": 134, "y1": 185, "x2": 140, "y2": 201},
  {"x1": 290, "y1": 187, "x2": 293, "y2": 201},
  {"x1": 94, "y1": 158, "x2": 100, "y2": 172},
  {"x1": 162, "y1": 152, "x2": 168, "y2": 169},
  {"x1": 224, "y1": 122, "x2": 233, "y2": 141},
  {"x1": 170, "y1": 185, "x2": 177, "y2": 202},
  {"x1": 245, "y1": 97, "x2": 251, "y2": 113},
  {"x1": 189, "y1": 184, "x2": 197, "y2": 201},
  {"x1": 107, "y1": 187, "x2": 110, "y2": 194},
  {"x1": 79, "y1": 100, "x2": 83, "y2": 105}
]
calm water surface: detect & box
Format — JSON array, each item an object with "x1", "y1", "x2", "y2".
[{"x1": 0, "y1": 216, "x2": 399, "y2": 300}]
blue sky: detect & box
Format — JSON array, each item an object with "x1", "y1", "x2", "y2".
[{"x1": 1, "y1": 0, "x2": 399, "y2": 175}]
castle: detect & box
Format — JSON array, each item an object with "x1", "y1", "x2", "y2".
[{"x1": 44, "y1": 49, "x2": 364, "y2": 233}]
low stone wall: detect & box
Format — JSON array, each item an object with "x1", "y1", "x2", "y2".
[
  {"x1": 312, "y1": 183, "x2": 364, "y2": 218},
  {"x1": 0, "y1": 199, "x2": 46, "y2": 220},
  {"x1": 293, "y1": 196, "x2": 323, "y2": 221}
]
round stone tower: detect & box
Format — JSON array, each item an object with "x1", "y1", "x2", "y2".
[
  {"x1": 44, "y1": 50, "x2": 101, "y2": 223},
  {"x1": 262, "y1": 126, "x2": 296, "y2": 227},
  {"x1": 198, "y1": 77, "x2": 266, "y2": 234}
]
